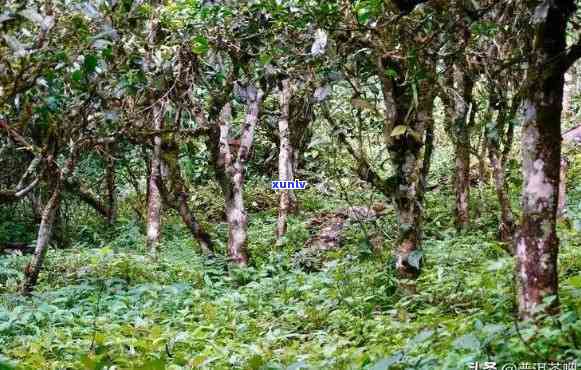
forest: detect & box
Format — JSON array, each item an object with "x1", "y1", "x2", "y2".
[{"x1": 1, "y1": 0, "x2": 581, "y2": 368}]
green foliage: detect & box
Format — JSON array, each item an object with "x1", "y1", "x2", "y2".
[{"x1": 1, "y1": 174, "x2": 580, "y2": 368}]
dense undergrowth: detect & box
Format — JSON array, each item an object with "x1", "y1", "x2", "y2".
[{"x1": 1, "y1": 157, "x2": 580, "y2": 369}]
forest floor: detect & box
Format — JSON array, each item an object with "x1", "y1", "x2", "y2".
[{"x1": 1, "y1": 165, "x2": 580, "y2": 369}]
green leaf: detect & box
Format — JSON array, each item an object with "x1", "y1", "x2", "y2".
[
  {"x1": 370, "y1": 352, "x2": 404, "y2": 370},
  {"x1": 192, "y1": 35, "x2": 209, "y2": 54},
  {"x1": 565, "y1": 274, "x2": 581, "y2": 288},
  {"x1": 83, "y1": 54, "x2": 98, "y2": 73},
  {"x1": 287, "y1": 360, "x2": 309, "y2": 370},
  {"x1": 0, "y1": 361, "x2": 16, "y2": 370},
  {"x1": 72, "y1": 70, "x2": 83, "y2": 82},
  {"x1": 407, "y1": 250, "x2": 423, "y2": 270},
  {"x1": 259, "y1": 53, "x2": 272, "y2": 65},
  {"x1": 385, "y1": 68, "x2": 397, "y2": 78},
  {"x1": 453, "y1": 334, "x2": 480, "y2": 351},
  {"x1": 390, "y1": 125, "x2": 407, "y2": 137},
  {"x1": 137, "y1": 358, "x2": 166, "y2": 370}
]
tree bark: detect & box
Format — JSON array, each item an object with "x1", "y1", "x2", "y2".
[
  {"x1": 557, "y1": 158, "x2": 569, "y2": 218},
  {"x1": 288, "y1": 89, "x2": 314, "y2": 177},
  {"x1": 212, "y1": 85, "x2": 264, "y2": 265},
  {"x1": 387, "y1": 74, "x2": 434, "y2": 279},
  {"x1": 452, "y1": 65, "x2": 474, "y2": 230},
  {"x1": 105, "y1": 149, "x2": 117, "y2": 226},
  {"x1": 562, "y1": 67, "x2": 574, "y2": 118},
  {"x1": 488, "y1": 94, "x2": 517, "y2": 244},
  {"x1": 146, "y1": 103, "x2": 165, "y2": 253},
  {"x1": 159, "y1": 131, "x2": 214, "y2": 255},
  {"x1": 276, "y1": 79, "x2": 293, "y2": 241},
  {"x1": 176, "y1": 191, "x2": 213, "y2": 254},
  {"x1": 22, "y1": 184, "x2": 61, "y2": 295},
  {"x1": 516, "y1": 0, "x2": 576, "y2": 319}
]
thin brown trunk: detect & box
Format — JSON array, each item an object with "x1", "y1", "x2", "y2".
[
  {"x1": 22, "y1": 144, "x2": 80, "y2": 294},
  {"x1": 176, "y1": 191, "x2": 213, "y2": 254},
  {"x1": 276, "y1": 79, "x2": 293, "y2": 241},
  {"x1": 105, "y1": 149, "x2": 117, "y2": 226},
  {"x1": 146, "y1": 103, "x2": 164, "y2": 253},
  {"x1": 563, "y1": 69, "x2": 574, "y2": 118},
  {"x1": 160, "y1": 131, "x2": 214, "y2": 255},
  {"x1": 420, "y1": 113, "x2": 434, "y2": 201},
  {"x1": 478, "y1": 132, "x2": 488, "y2": 186},
  {"x1": 452, "y1": 65, "x2": 473, "y2": 230},
  {"x1": 557, "y1": 158, "x2": 569, "y2": 218},
  {"x1": 22, "y1": 185, "x2": 61, "y2": 295},
  {"x1": 488, "y1": 95, "x2": 516, "y2": 245},
  {"x1": 489, "y1": 145, "x2": 516, "y2": 244}
]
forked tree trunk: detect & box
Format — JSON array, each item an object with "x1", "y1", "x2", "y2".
[
  {"x1": 215, "y1": 85, "x2": 264, "y2": 265},
  {"x1": 22, "y1": 184, "x2": 61, "y2": 295},
  {"x1": 276, "y1": 79, "x2": 293, "y2": 241},
  {"x1": 146, "y1": 103, "x2": 164, "y2": 253},
  {"x1": 516, "y1": 0, "x2": 576, "y2": 319}
]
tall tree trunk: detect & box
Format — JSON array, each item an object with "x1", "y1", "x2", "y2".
[
  {"x1": 377, "y1": 54, "x2": 435, "y2": 278},
  {"x1": 488, "y1": 95, "x2": 517, "y2": 244},
  {"x1": 516, "y1": 0, "x2": 576, "y2": 319},
  {"x1": 452, "y1": 66, "x2": 474, "y2": 230},
  {"x1": 22, "y1": 184, "x2": 61, "y2": 295},
  {"x1": 276, "y1": 79, "x2": 293, "y2": 241},
  {"x1": 389, "y1": 78, "x2": 434, "y2": 278},
  {"x1": 146, "y1": 103, "x2": 164, "y2": 253}
]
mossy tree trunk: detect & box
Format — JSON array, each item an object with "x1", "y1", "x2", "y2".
[{"x1": 516, "y1": 0, "x2": 578, "y2": 319}]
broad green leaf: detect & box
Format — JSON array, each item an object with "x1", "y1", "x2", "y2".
[
  {"x1": 192, "y1": 35, "x2": 209, "y2": 54},
  {"x1": 566, "y1": 274, "x2": 581, "y2": 288},
  {"x1": 370, "y1": 352, "x2": 403, "y2": 370},
  {"x1": 407, "y1": 250, "x2": 423, "y2": 269},
  {"x1": 410, "y1": 329, "x2": 433, "y2": 345},
  {"x1": 83, "y1": 54, "x2": 98, "y2": 73},
  {"x1": 391, "y1": 125, "x2": 407, "y2": 137},
  {"x1": 453, "y1": 334, "x2": 480, "y2": 350}
]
